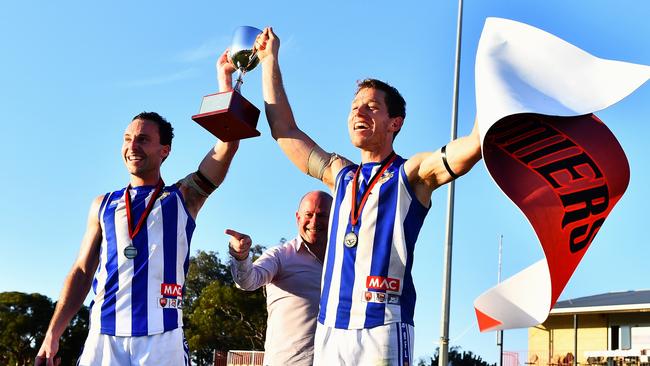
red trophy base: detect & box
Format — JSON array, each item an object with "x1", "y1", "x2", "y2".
[{"x1": 191, "y1": 90, "x2": 261, "y2": 141}]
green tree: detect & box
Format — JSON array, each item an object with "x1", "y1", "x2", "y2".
[
  {"x1": 184, "y1": 250, "x2": 233, "y2": 311},
  {"x1": 419, "y1": 346, "x2": 496, "y2": 366},
  {"x1": 56, "y1": 303, "x2": 89, "y2": 364},
  {"x1": 0, "y1": 292, "x2": 88, "y2": 366},
  {"x1": 187, "y1": 280, "x2": 266, "y2": 364},
  {"x1": 183, "y1": 248, "x2": 267, "y2": 366}
]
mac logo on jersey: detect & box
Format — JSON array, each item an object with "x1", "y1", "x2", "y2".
[
  {"x1": 161, "y1": 283, "x2": 182, "y2": 298},
  {"x1": 366, "y1": 276, "x2": 401, "y2": 292}
]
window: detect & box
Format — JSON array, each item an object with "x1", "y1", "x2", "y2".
[
  {"x1": 621, "y1": 325, "x2": 631, "y2": 350},
  {"x1": 611, "y1": 325, "x2": 619, "y2": 350}
]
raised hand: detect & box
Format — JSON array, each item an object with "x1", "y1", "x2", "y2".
[
  {"x1": 225, "y1": 228, "x2": 252, "y2": 260},
  {"x1": 255, "y1": 26, "x2": 280, "y2": 63},
  {"x1": 217, "y1": 48, "x2": 237, "y2": 92}
]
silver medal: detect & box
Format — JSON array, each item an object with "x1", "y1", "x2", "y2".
[
  {"x1": 343, "y1": 231, "x2": 358, "y2": 248},
  {"x1": 124, "y1": 245, "x2": 138, "y2": 259}
]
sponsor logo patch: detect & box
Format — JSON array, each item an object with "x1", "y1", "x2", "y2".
[
  {"x1": 388, "y1": 294, "x2": 401, "y2": 304},
  {"x1": 362, "y1": 291, "x2": 400, "y2": 305},
  {"x1": 161, "y1": 283, "x2": 183, "y2": 297},
  {"x1": 366, "y1": 276, "x2": 401, "y2": 293},
  {"x1": 377, "y1": 292, "x2": 386, "y2": 302},
  {"x1": 158, "y1": 298, "x2": 183, "y2": 309}
]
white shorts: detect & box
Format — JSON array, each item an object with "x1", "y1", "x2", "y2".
[
  {"x1": 77, "y1": 327, "x2": 189, "y2": 366},
  {"x1": 313, "y1": 322, "x2": 414, "y2": 366}
]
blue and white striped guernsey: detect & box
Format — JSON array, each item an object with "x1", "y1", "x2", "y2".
[
  {"x1": 319, "y1": 154, "x2": 429, "y2": 329},
  {"x1": 89, "y1": 184, "x2": 195, "y2": 336}
]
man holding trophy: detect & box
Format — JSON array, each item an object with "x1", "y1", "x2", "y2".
[
  {"x1": 255, "y1": 27, "x2": 483, "y2": 365},
  {"x1": 34, "y1": 48, "x2": 244, "y2": 365}
]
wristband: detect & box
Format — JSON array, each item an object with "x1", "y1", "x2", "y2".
[{"x1": 441, "y1": 145, "x2": 460, "y2": 180}]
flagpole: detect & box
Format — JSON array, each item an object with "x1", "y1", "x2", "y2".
[
  {"x1": 497, "y1": 235, "x2": 504, "y2": 366},
  {"x1": 439, "y1": 0, "x2": 463, "y2": 365}
]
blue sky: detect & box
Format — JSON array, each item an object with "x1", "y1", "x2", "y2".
[{"x1": 1, "y1": 1, "x2": 649, "y2": 363}]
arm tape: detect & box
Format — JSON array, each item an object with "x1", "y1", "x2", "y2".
[
  {"x1": 196, "y1": 169, "x2": 218, "y2": 190},
  {"x1": 180, "y1": 172, "x2": 214, "y2": 198},
  {"x1": 307, "y1": 145, "x2": 336, "y2": 180},
  {"x1": 441, "y1": 145, "x2": 460, "y2": 180}
]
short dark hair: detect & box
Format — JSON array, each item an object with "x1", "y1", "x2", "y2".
[
  {"x1": 355, "y1": 78, "x2": 406, "y2": 119},
  {"x1": 132, "y1": 111, "x2": 174, "y2": 146}
]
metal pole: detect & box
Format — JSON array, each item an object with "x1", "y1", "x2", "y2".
[
  {"x1": 497, "y1": 235, "x2": 504, "y2": 366},
  {"x1": 439, "y1": 0, "x2": 463, "y2": 365},
  {"x1": 573, "y1": 314, "x2": 578, "y2": 366}
]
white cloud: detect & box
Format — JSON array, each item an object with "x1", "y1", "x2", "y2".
[
  {"x1": 282, "y1": 34, "x2": 297, "y2": 52},
  {"x1": 119, "y1": 68, "x2": 199, "y2": 87},
  {"x1": 176, "y1": 36, "x2": 230, "y2": 63},
  {"x1": 177, "y1": 32, "x2": 298, "y2": 63}
]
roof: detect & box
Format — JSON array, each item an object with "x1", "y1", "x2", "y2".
[{"x1": 550, "y1": 290, "x2": 650, "y2": 315}]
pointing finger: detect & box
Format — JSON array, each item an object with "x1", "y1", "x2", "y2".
[{"x1": 225, "y1": 228, "x2": 245, "y2": 239}]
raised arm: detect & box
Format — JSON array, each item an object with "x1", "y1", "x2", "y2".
[
  {"x1": 404, "y1": 118, "x2": 482, "y2": 205},
  {"x1": 178, "y1": 49, "x2": 240, "y2": 218},
  {"x1": 37, "y1": 195, "x2": 103, "y2": 365},
  {"x1": 226, "y1": 229, "x2": 278, "y2": 291},
  {"x1": 257, "y1": 27, "x2": 350, "y2": 190}
]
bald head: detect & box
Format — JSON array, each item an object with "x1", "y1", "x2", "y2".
[
  {"x1": 298, "y1": 191, "x2": 332, "y2": 210},
  {"x1": 296, "y1": 191, "x2": 332, "y2": 246}
]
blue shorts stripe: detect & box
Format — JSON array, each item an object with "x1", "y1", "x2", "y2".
[
  {"x1": 396, "y1": 323, "x2": 403, "y2": 366},
  {"x1": 183, "y1": 333, "x2": 190, "y2": 366},
  {"x1": 401, "y1": 323, "x2": 411, "y2": 366}
]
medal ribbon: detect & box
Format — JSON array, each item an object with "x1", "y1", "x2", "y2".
[
  {"x1": 124, "y1": 179, "x2": 164, "y2": 240},
  {"x1": 350, "y1": 152, "x2": 397, "y2": 228}
]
